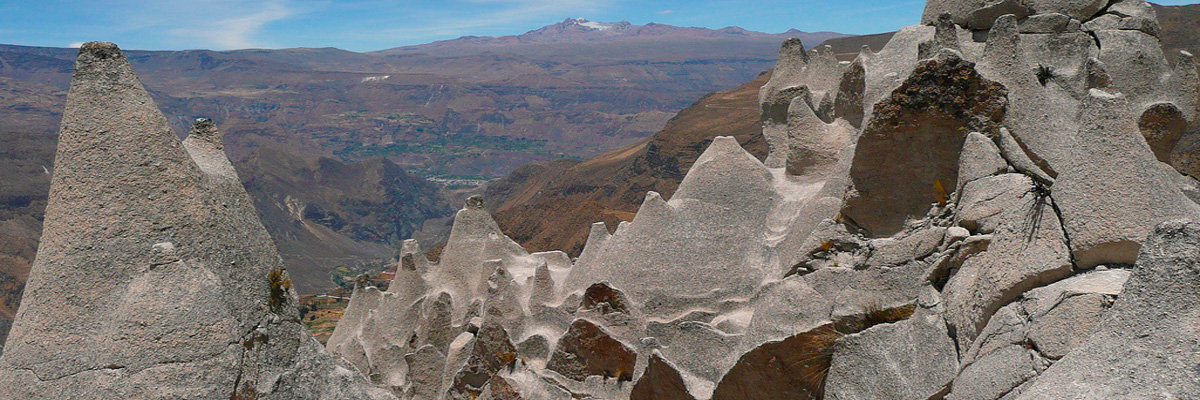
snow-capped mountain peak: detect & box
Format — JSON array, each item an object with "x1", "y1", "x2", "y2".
[{"x1": 573, "y1": 18, "x2": 613, "y2": 31}]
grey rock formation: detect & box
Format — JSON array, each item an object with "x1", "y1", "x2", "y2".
[
  {"x1": 833, "y1": 52, "x2": 868, "y2": 127},
  {"x1": 304, "y1": 2, "x2": 1200, "y2": 398},
  {"x1": 825, "y1": 310, "x2": 958, "y2": 400},
  {"x1": 947, "y1": 269, "x2": 1129, "y2": 400},
  {"x1": 1013, "y1": 220, "x2": 1200, "y2": 399},
  {"x1": 562, "y1": 222, "x2": 612, "y2": 294},
  {"x1": 974, "y1": 15, "x2": 1082, "y2": 179},
  {"x1": 0, "y1": 42, "x2": 392, "y2": 399},
  {"x1": 570, "y1": 136, "x2": 780, "y2": 317},
  {"x1": 784, "y1": 95, "x2": 855, "y2": 178},
  {"x1": 1055, "y1": 89, "x2": 1200, "y2": 268},
  {"x1": 923, "y1": 0, "x2": 1105, "y2": 29},
  {"x1": 943, "y1": 173, "x2": 1073, "y2": 352},
  {"x1": 435, "y1": 195, "x2": 534, "y2": 319},
  {"x1": 760, "y1": 39, "x2": 846, "y2": 167},
  {"x1": 955, "y1": 174, "x2": 1033, "y2": 234},
  {"x1": 447, "y1": 307, "x2": 519, "y2": 400},
  {"x1": 956, "y1": 132, "x2": 1010, "y2": 198}
]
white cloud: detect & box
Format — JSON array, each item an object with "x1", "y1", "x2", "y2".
[
  {"x1": 68, "y1": 42, "x2": 85, "y2": 48},
  {"x1": 167, "y1": 0, "x2": 297, "y2": 49},
  {"x1": 656, "y1": 9, "x2": 673, "y2": 15},
  {"x1": 100, "y1": 0, "x2": 307, "y2": 50}
]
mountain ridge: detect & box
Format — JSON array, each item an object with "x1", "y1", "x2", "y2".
[{"x1": 378, "y1": 18, "x2": 848, "y2": 52}]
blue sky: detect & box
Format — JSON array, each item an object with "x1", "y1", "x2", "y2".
[{"x1": 1, "y1": 0, "x2": 1196, "y2": 52}]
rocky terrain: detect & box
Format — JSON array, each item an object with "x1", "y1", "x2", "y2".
[
  {"x1": 3, "y1": 0, "x2": 1200, "y2": 398},
  {"x1": 324, "y1": 0, "x2": 1200, "y2": 398}
]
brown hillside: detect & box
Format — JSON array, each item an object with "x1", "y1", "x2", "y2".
[
  {"x1": 488, "y1": 72, "x2": 771, "y2": 256},
  {"x1": 1154, "y1": 3, "x2": 1200, "y2": 61}
]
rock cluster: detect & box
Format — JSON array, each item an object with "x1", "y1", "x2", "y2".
[
  {"x1": 328, "y1": 1, "x2": 1199, "y2": 398},
  {"x1": 4, "y1": 0, "x2": 1200, "y2": 398}
]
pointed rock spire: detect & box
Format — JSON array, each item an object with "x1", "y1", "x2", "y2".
[
  {"x1": 0, "y1": 42, "x2": 392, "y2": 399},
  {"x1": 433, "y1": 195, "x2": 530, "y2": 318}
]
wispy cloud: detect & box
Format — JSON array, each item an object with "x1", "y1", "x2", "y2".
[
  {"x1": 97, "y1": 0, "x2": 308, "y2": 50},
  {"x1": 656, "y1": 9, "x2": 674, "y2": 15},
  {"x1": 67, "y1": 42, "x2": 85, "y2": 48},
  {"x1": 168, "y1": 1, "x2": 297, "y2": 49}
]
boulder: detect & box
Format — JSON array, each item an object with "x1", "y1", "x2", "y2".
[
  {"x1": 956, "y1": 132, "x2": 1010, "y2": 197},
  {"x1": 1054, "y1": 89, "x2": 1199, "y2": 268},
  {"x1": 833, "y1": 51, "x2": 868, "y2": 128},
  {"x1": 860, "y1": 26, "x2": 935, "y2": 125},
  {"x1": 447, "y1": 307, "x2": 519, "y2": 400},
  {"x1": 402, "y1": 345, "x2": 446, "y2": 400},
  {"x1": 574, "y1": 282, "x2": 646, "y2": 344},
  {"x1": 1094, "y1": 29, "x2": 1172, "y2": 108},
  {"x1": 1138, "y1": 102, "x2": 1188, "y2": 162},
  {"x1": 1012, "y1": 220, "x2": 1200, "y2": 399},
  {"x1": 762, "y1": 86, "x2": 814, "y2": 168},
  {"x1": 712, "y1": 305, "x2": 914, "y2": 400},
  {"x1": 841, "y1": 50, "x2": 1006, "y2": 237},
  {"x1": 863, "y1": 227, "x2": 946, "y2": 267},
  {"x1": 631, "y1": 351, "x2": 699, "y2": 400},
  {"x1": 825, "y1": 311, "x2": 958, "y2": 400},
  {"x1": 955, "y1": 174, "x2": 1033, "y2": 234},
  {"x1": 647, "y1": 319, "x2": 744, "y2": 397},
  {"x1": 1084, "y1": 0, "x2": 1160, "y2": 37},
  {"x1": 742, "y1": 276, "x2": 833, "y2": 348},
  {"x1": 1019, "y1": 13, "x2": 1072, "y2": 33},
  {"x1": 478, "y1": 363, "x2": 573, "y2": 400},
  {"x1": 947, "y1": 269, "x2": 1129, "y2": 400},
  {"x1": 711, "y1": 322, "x2": 841, "y2": 400},
  {"x1": 784, "y1": 94, "x2": 855, "y2": 178},
  {"x1": 545, "y1": 319, "x2": 636, "y2": 382}
]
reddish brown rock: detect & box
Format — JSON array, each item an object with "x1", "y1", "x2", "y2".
[
  {"x1": 546, "y1": 319, "x2": 636, "y2": 382},
  {"x1": 841, "y1": 51, "x2": 1007, "y2": 236}
]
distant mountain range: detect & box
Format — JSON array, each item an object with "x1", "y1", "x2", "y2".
[{"x1": 381, "y1": 18, "x2": 845, "y2": 55}]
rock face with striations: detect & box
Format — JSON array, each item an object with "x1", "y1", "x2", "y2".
[{"x1": 0, "y1": 42, "x2": 393, "y2": 399}]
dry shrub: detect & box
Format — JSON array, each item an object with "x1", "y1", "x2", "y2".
[{"x1": 268, "y1": 267, "x2": 293, "y2": 312}]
